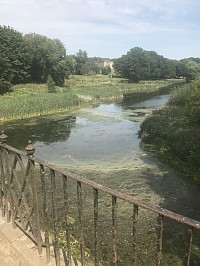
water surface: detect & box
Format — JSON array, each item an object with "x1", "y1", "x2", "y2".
[{"x1": 2, "y1": 90, "x2": 200, "y2": 265}]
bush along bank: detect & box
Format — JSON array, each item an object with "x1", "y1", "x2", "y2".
[{"x1": 139, "y1": 79, "x2": 200, "y2": 182}]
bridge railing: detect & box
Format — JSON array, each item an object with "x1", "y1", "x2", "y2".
[{"x1": 0, "y1": 131, "x2": 200, "y2": 266}]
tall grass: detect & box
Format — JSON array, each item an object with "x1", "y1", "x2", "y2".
[
  {"x1": 72, "y1": 79, "x2": 182, "y2": 102},
  {"x1": 0, "y1": 76, "x2": 184, "y2": 122},
  {"x1": 0, "y1": 91, "x2": 85, "y2": 122}
]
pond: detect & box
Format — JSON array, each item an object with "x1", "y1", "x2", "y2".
[{"x1": 2, "y1": 88, "x2": 200, "y2": 265}]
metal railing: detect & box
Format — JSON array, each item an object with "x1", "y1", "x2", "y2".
[{"x1": 0, "y1": 131, "x2": 200, "y2": 266}]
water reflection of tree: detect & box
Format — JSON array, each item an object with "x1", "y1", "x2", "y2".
[{"x1": 3, "y1": 115, "x2": 76, "y2": 149}]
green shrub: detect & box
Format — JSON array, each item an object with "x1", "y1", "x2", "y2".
[
  {"x1": 140, "y1": 79, "x2": 200, "y2": 179},
  {"x1": 0, "y1": 79, "x2": 12, "y2": 95},
  {"x1": 47, "y1": 75, "x2": 56, "y2": 93}
]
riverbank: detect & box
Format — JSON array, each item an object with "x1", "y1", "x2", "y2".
[
  {"x1": 139, "y1": 78, "x2": 200, "y2": 182},
  {"x1": 0, "y1": 75, "x2": 183, "y2": 122}
]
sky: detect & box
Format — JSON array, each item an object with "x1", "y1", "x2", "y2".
[{"x1": 0, "y1": 0, "x2": 200, "y2": 60}]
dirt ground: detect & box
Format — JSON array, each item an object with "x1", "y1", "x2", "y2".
[{"x1": 0, "y1": 231, "x2": 27, "y2": 266}]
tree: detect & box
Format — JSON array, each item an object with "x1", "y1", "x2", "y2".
[
  {"x1": 0, "y1": 26, "x2": 75, "y2": 87},
  {"x1": 185, "y1": 60, "x2": 200, "y2": 82},
  {"x1": 176, "y1": 61, "x2": 188, "y2": 78},
  {"x1": 47, "y1": 75, "x2": 56, "y2": 93},
  {"x1": 113, "y1": 47, "x2": 183, "y2": 82},
  {"x1": 0, "y1": 25, "x2": 31, "y2": 84},
  {"x1": 102, "y1": 66, "x2": 111, "y2": 75},
  {"x1": 80, "y1": 60, "x2": 100, "y2": 75},
  {"x1": 24, "y1": 33, "x2": 67, "y2": 85},
  {"x1": 73, "y1": 49, "x2": 88, "y2": 75},
  {"x1": 114, "y1": 47, "x2": 150, "y2": 82},
  {"x1": 65, "y1": 55, "x2": 77, "y2": 76}
]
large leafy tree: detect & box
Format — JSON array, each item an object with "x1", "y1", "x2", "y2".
[
  {"x1": 114, "y1": 47, "x2": 179, "y2": 82},
  {"x1": 183, "y1": 60, "x2": 200, "y2": 82},
  {"x1": 80, "y1": 60, "x2": 100, "y2": 75},
  {"x1": 0, "y1": 25, "x2": 73, "y2": 89},
  {"x1": 114, "y1": 47, "x2": 150, "y2": 82},
  {"x1": 24, "y1": 33, "x2": 68, "y2": 85},
  {"x1": 73, "y1": 49, "x2": 88, "y2": 75},
  {"x1": 0, "y1": 25, "x2": 31, "y2": 85}
]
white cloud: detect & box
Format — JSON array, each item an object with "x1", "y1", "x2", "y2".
[{"x1": 0, "y1": 0, "x2": 200, "y2": 58}]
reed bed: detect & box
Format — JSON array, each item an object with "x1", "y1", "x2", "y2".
[
  {"x1": 72, "y1": 79, "x2": 182, "y2": 102},
  {"x1": 0, "y1": 77, "x2": 184, "y2": 122},
  {"x1": 0, "y1": 91, "x2": 86, "y2": 122}
]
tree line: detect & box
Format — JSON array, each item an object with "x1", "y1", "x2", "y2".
[
  {"x1": 0, "y1": 25, "x2": 77, "y2": 93},
  {"x1": 113, "y1": 47, "x2": 200, "y2": 82},
  {"x1": 1, "y1": 25, "x2": 200, "y2": 94}
]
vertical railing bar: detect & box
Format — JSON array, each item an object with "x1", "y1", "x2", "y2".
[
  {"x1": 15, "y1": 154, "x2": 26, "y2": 174},
  {"x1": 93, "y1": 188, "x2": 99, "y2": 266},
  {"x1": 0, "y1": 147, "x2": 6, "y2": 217},
  {"x1": 1, "y1": 148, "x2": 9, "y2": 218},
  {"x1": 63, "y1": 174, "x2": 71, "y2": 266},
  {"x1": 40, "y1": 164, "x2": 50, "y2": 263},
  {"x1": 50, "y1": 169, "x2": 60, "y2": 266},
  {"x1": 3, "y1": 148, "x2": 14, "y2": 223},
  {"x1": 186, "y1": 226, "x2": 193, "y2": 266},
  {"x1": 156, "y1": 214, "x2": 164, "y2": 266},
  {"x1": 8, "y1": 155, "x2": 17, "y2": 226},
  {"x1": 112, "y1": 196, "x2": 117, "y2": 266},
  {"x1": 77, "y1": 181, "x2": 85, "y2": 266},
  {"x1": 29, "y1": 159, "x2": 43, "y2": 255},
  {"x1": 4, "y1": 151, "x2": 11, "y2": 223},
  {"x1": 132, "y1": 204, "x2": 138, "y2": 266},
  {"x1": 4, "y1": 152, "x2": 16, "y2": 227}
]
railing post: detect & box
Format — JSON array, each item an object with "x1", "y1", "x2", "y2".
[
  {"x1": 0, "y1": 131, "x2": 8, "y2": 144},
  {"x1": 25, "y1": 140, "x2": 43, "y2": 256},
  {"x1": 77, "y1": 181, "x2": 85, "y2": 266},
  {"x1": 25, "y1": 140, "x2": 35, "y2": 157}
]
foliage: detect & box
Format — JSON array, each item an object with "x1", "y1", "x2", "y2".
[
  {"x1": 80, "y1": 60, "x2": 100, "y2": 75},
  {"x1": 0, "y1": 77, "x2": 182, "y2": 122},
  {"x1": 73, "y1": 49, "x2": 88, "y2": 75},
  {"x1": 113, "y1": 47, "x2": 176, "y2": 82},
  {"x1": 139, "y1": 79, "x2": 200, "y2": 179},
  {"x1": 65, "y1": 55, "x2": 77, "y2": 76},
  {"x1": 0, "y1": 25, "x2": 31, "y2": 84},
  {"x1": 113, "y1": 47, "x2": 200, "y2": 83},
  {"x1": 0, "y1": 89, "x2": 83, "y2": 122},
  {"x1": 0, "y1": 25, "x2": 74, "y2": 87},
  {"x1": 102, "y1": 66, "x2": 111, "y2": 75},
  {"x1": 47, "y1": 75, "x2": 56, "y2": 93},
  {"x1": 185, "y1": 61, "x2": 200, "y2": 82},
  {"x1": 24, "y1": 33, "x2": 68, "y2": 86},
  {"x1": 0, "y1": 79, "x2": 12, "y2": 95}
]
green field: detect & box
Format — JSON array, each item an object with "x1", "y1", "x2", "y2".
[{"x1": 0, "y1": 75, "x2": 183, "y2": 122}]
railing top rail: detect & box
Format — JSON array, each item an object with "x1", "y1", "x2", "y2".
[{"x1": 1, "y1": 142, "x2": 200, "y2": 230}]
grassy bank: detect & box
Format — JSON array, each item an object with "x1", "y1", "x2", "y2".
[
  {"x1": 139, "y1": 78, "x2": 200, "y2": 181},
  {"x1": 0, "y1": 75, "x2": 183, "y2": 122}
]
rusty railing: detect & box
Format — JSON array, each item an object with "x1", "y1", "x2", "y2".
[{"x1": 0, "y1": 131, "x2": 200, "y2": 266}]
